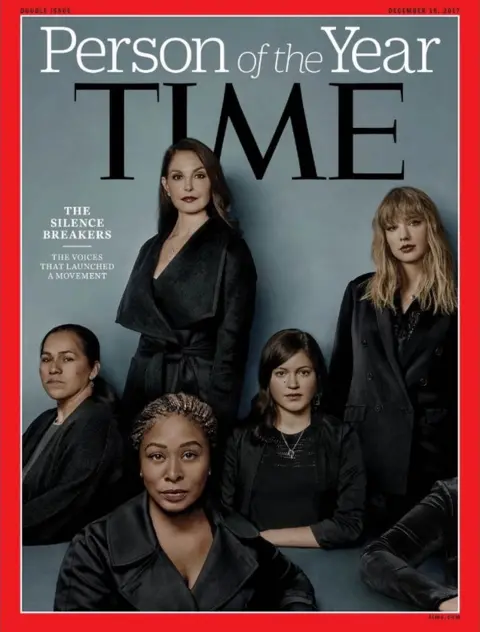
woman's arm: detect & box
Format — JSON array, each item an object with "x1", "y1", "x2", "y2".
[
  {"x1": 54, "y1": 526, "x2": 115, "y2": 611},
  {"x1": 260, "y1": 526, "x2": 320, "y2": 548},
  {"x1": 209, "y1": 239, "x2": 257, "y2": 429},
  {"x1": 23, "y1": 417, "x2": 120, "y2": 545},
  {"x1": 360, "y1": 481, "x2": 458, "y2": 611},
  {"x1": 310, "y1": 424, "x2": 366, "y2": 547}
]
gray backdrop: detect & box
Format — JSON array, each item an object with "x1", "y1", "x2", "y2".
[{"x1": 22, "y1": 16, "x2": 458, "y2": 429}]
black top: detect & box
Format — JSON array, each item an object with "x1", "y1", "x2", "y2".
[
  {"x1": 250, "y1": 426, "x2": 319, "y2": 531},
  {"x1": 221, "y1": 414, "x2": 366, "y2": 548},
  {"x1": 360, "y1": 478, "x2": 458, "y2": 611},
  {"x1": 54, "y1": 492, "x2": 317, "y2": 612}
]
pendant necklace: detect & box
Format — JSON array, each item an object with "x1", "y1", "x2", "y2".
[{"x1": 280, "y1": 428, "x2": 306, "y2": 459}]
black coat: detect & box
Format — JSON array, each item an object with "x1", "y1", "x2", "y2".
[
  {"x1": 54, "y1": 492, "x2": 317, "y2": 611},
  {"x1": 360, "y1": 478, "x2": 458, "y2": 611},
  {"x1": 220, "y1": 414, "x2": 366, "y2": 547},
  {"x1": 22, "y1": 398, "x2": 124, "y2": 545},
  {"x1": 325, "y1": 273, "x2": 457, "y2": 498},
  {"x1": 116, "y1": 217, "x2": 257, "y2": 433}
]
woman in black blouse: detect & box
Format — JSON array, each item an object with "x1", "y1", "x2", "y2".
[
  {"x1": 54, "y1": 393, "x2": 317, "y2": 611},
  {"x1": 360, "y1": 478, "x2": 458, "y2": 611},
  {"x1": 221, "y1": 329, "x2": 366, "y2": 549},
  {"x1": 325, "y1": 187, "x2": 457, "y2": 531},
  {"x1": 116, "y1": 138, "x2": 257, "y2": 442},
  {"x1": 22, "y1": 324, "x2": 124, "y2": 545}
]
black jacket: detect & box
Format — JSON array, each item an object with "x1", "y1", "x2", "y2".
[
  {"x1": 360, "y1": 478, "x2": 458, "y2": 611},
  {"x1": 116, "y1": 217, "x2": 257, "y2": 434},
  {"x1": 325, "y1": 273, "x2": 457, "y2": 497},
  {"x1": 220, "y1": 414, "x2": 366, "y2": 547},
  {"x1": 54, "y1": 492, "x2": 317, "y2": 611},
  {"x1": 22, "y1": 398, "x2": 124, "y2": 545}
]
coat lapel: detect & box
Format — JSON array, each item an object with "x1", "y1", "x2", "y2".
[
  {"x1": 239, "y1": 440, "x2": 265, "y2": 516},
  {"x1": 191, "y1": 514, "x2": 259, "y2": 610},
  {"x1": 107, "y1": 495, "x2": 259, "y2": 612},
  {"x1": 115, "y1": 235, "x2": 178, "y2": 345},
  {"x1": 403, "y1": 313, "x2": 453, "y2": 382},
  {"x1": 375, "y1": 307, "x2": 411, "y2": 405},
  {"x1": 152, "y1": 218, "x2": 230, "y2": 326},
  {"x1": 108, "y1": 493, "x2": 198, "y2": 611}
]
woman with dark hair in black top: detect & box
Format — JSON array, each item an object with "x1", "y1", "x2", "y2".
[
  {"x1": 22, "y1": 324, "x2": 124, "y2": 545},
  {"x1": 221, "y1": 329, "x2": 366, "y2": 549}
]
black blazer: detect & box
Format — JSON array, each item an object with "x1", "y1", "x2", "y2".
[
  {"x1": 325, "y1": 273, "x2": 457, "y2": 496},
  {"x1": 220, "y1": 414, "x2": 366, "y2": 548},
  {"x1": 54, "y1": 492, "x2": 317, "y2": 611},
  {"x1": 116, "y1": 217, "x2": 257, "y2": 433},
  {"x1": 360, "y1": 478, "x2": 458, "y2": 611},
  {"x1": 22, "y1": 398, "x2": 124, "y2": 545}
]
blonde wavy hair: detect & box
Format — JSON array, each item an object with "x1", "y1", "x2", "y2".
[{"x1": 362, "y1": 187, "x2": 457, "y2": 314}]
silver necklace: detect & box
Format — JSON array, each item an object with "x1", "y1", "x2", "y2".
[{"x1": 279, "y1": 429, "x2": 305, "y2": 459}]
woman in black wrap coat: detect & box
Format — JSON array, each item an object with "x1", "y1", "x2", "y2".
[{"x1": 116, "y1": 138, "x2": 257, "y2": 442}]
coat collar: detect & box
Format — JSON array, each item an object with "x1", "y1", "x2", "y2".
[
  {"x1": 375, "y1": 305, "x2": 454, "y2": 397},
  {"x1": 22, "y1": 398, "x2": 107, "y2": 466},
  {"x1": 375, "y1": 307, "x2": 412, "y2": 405},
  {"x1": 106, "y1": 493, "x2": 259, "y2": 611},
  {"x1": 115, "y1": 218, "x2": 235, "y2": 339}
]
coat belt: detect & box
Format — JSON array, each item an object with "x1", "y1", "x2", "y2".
[{"x1": 139, "y1": 338, "x2": 215, "y2": 401}]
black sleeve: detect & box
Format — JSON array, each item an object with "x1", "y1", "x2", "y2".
[
  {"x1": 22, "y1": 417, "x2": 119, "y2": 545},
  {"x1": 311, "y1": 424, "x2": 366, "y2": 547},
  {"x1": 219, "y1": 430, "x2": 240, "y2": 511},
  {"x1": 209, "y1": 239, "x2": 257, "y2": 430},
  {"x1": 54, "y1": 527, "x2": 116, "y2": 611},
  {"x1": 255, "y1": 537, "x2": 318, "y2": 611},
  {"x1": 324, "y1": 282, "x2": 355, "y2": 419},
  {"x1": 360, "y1": 481, "x2": 458, "y2": 610}
]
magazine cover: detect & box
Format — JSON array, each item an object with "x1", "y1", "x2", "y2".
[{"x1": 1, "y1": 0, "x2": 479, "y2": 630}]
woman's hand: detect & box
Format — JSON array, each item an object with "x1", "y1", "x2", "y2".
[{"x1": 438, "y1": 596, "x2": 458, "y2": 611}]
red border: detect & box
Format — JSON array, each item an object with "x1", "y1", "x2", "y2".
[{"x1": 1, "y1": 2, "x2": 479, "y2": 631}]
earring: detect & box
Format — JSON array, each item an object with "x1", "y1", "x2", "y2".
[
  {"x1": 312, "y1": 394, "x2": 321, "y2": 408},
  {"x1": 139, "y1": 472, "x2": 143, "y2": 478}
]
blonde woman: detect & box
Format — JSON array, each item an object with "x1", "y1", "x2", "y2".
[{"x1": 325, "y1": 187, "x2": 457, "y2": 533}]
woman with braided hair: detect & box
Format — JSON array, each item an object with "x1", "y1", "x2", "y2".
[{"x1": 54, "y1": 393, "x2": 317, "y2": 612}]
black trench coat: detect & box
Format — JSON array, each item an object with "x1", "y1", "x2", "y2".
[
  {"x1": 116, "y1": 217, "x2": 257, "y2": 434},
  {"x1": 220, "y1": 414, "x2": 366, "y2": 547},
  {"x1": 22, "y1": 398, "x2": 124, "y2": 545},
  {"x1": 360, "y1": 478, "x2": 458, "y2": 611},
  {"x1": 54, "y1": 492, "x2": 317, "y2": 611},
  {"x1": 325, "y1": 273, "x2": 457, "y2": 502}
]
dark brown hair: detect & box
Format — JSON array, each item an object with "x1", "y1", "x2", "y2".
[
  {"x1": 157, "y1": 138, "x2": 236, "y2": 236},
  {"x1": 250, "y1": 329, "x2": 328, "y2": 441}
]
